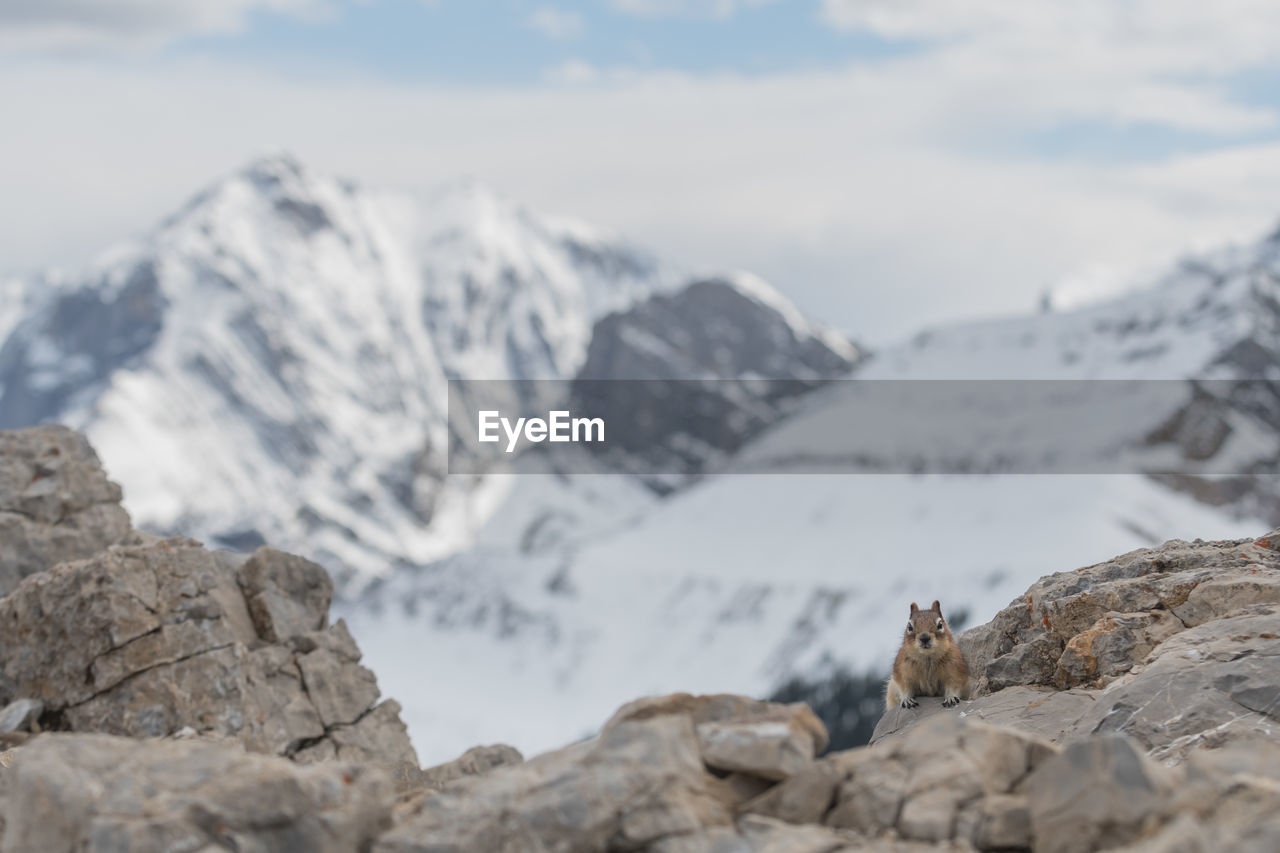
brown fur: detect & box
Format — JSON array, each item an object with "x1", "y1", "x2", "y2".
[{"x1": 885, "y1": 599, "x2": 970, "y2": 711}]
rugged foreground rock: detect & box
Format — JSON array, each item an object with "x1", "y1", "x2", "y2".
[
  {"x1": 0, "y1": 426, "x2": 132, "y2": 596},
  {"x1": 3, "y1": 424, "x2": 1280, "y2": 851},
  {"x1": 875, "y1": 530, "x2": 1280, "y2": 764}
]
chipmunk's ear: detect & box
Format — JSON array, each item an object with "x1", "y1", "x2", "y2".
[
  {"x1": 909, "y1": 602, "x2": 919, "y2": 614},
  {"x1": 932, "y1": 599, "x2": 942, "y2": 615}
]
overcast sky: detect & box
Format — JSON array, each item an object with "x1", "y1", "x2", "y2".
[{"x1": 5, "y1": 0, "x2": 1280, "y2": 343}]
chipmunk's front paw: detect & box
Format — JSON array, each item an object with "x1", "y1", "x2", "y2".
[
  {"x1": 900, "y1": 697, "x2": 919, "y2": 709},
  {"x1": 942, "y1": 696, "x2": 960, "y2": 708}
]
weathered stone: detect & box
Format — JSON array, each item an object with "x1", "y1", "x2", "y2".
[
  {"x1": 753, "y1": 714, "x2": 1056, "y2": 849},
  {"x1": 1170, "y1": 571, "x2": 1280, "y2": 627},
  {"x1": 294, "y1": 620, "x2": 381, "y2": 727},
  {"x1": 324, "y1": 699, "x2": 417, "y2": 764},
  {"x1": 960, "y1": 531, "x2": 1280, "y2": 694},
  {"x1": 0, "y1": 426, "x2": 133, "y2": 595},
  {"x1": 606, "y1": 692, "x2": 829, "y2": 784},
  {"x1": 1024, "y1": 736, "x2": 1176, "y2": 853},
  {"x1": 1069, "y1": 606, "x2": 1280, "y2": 763},
  {"x1": 872, "y1": 688, "x2": 1096, "y2": 748},
  {"x1": 983, "y1": 633, "x2": 1065, "y2": 691},
  {"x1": 389, "y1": 742, "x2": 524, "y2": 795},
  {"x1": 649, "y1": 814, "x2": 857, "y2": 853},
  {"x1": 236, "y1": 546, "x2": 332, "y2": 642},
  {"x1": 970, "y1": 793, "x2": 1031, "y2": 851},
  {"x1": 0, "y1": 537, "x2": 415, "y2": 766},
  {"x1": 697, "y1": 712, "x2": 825, "y2": 781},
  {"x1": 0, "y1": 699, "x2": 42, "y2": 734},
  {"x1": 1054, "y1": 609, "x2": 1181, "y2": 688},
  {"x1": 826, "y1": 753, "x2": 908, "y2": 835},
  {"x1": 0, "y1": 732, "x2": 393, "y2": 853},
  {"x1": 909, "y1": 529, "x2": 1280, "y2": 770},
  {"x1": 376, "y1": 715, "x2": 732, "y2": 852},
  {"x1": 745, "y1": 750, "x2": 861, "y2": 826}
]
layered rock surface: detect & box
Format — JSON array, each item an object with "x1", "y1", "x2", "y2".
[
  {"x1": 0, "y1": 425, "x2": 132, "y2": 596},
  {"x1": 875, "y1": 528, "x2": 1280, "y2": 766},
  {"x1": 0, "y1": 426, "x2": 418, "y2": 763},
  {"x1": 4, "y1": 425, "x2": 1280, "y2": 851}
]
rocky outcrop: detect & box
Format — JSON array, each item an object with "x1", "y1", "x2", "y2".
[
  {"x1": 0, "y1": 424, "x2": 418, "y2": 774},
  {"x1": 6, "y1": 424, "x2": 1280, "y2": 851},
  {"x1": 1, "y1": 733, "x2": 395, "y2": 853},
  {"x1": 0, "y1": 537, "x2": 415, "y2": 766},
  {"x1": 874, "y1": 529, "x2": 1280, "y2": 767},
  {"x1": 0, "y1": 425, "x2": 133, "y2": 596}
]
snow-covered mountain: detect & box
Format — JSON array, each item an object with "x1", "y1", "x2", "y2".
[
  {"x1": 0, "y1": 154, "x2": 679, "y2": 579},
  {"x1": 344, "y1": 222, "x2": 1280, "y2": 763}
]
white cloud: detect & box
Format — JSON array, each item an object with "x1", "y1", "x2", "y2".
[
  {"x1": 7, "y1": 3, "x2": 1280, "y2": 343},
  {"x1": 0, "y1": 0, "x2": 327, "y2": 52},
  {"x1": 3, "y1": 57, "x2": 1280, "y2": 346},
  {"x1": 611, "y1": 0, "x2": 777, "y2": 20},
  {"x1": 527, "y1": 7, "x2": 585, "y2": 40},
  {"x1": 818, "y1": 0, "x2": 1280, "y2": 135}
]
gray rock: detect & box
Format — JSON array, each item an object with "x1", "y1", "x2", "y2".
[
  {"x1": 0, "y1": 426, "x2": 133, "y2": 595},
  {"x1": 236, "y1": 546, "x2": 333, "y2": 642},
  {"x1": 1023, "y1": 736, "x2": 1176, "y2": 853},
  {"x1": 871, "y1": 689, "x2": 1097, "y2": 746},
  {"x1": 750, "y1": 714, "x2": 1057, "y2": 849},
  {"x1": 605, "y1": 692, "x2": 830, "y2": 781},
  {"x1": 649, "y1": 814, "x2": 858, "y2": 853},
  {"x1": 377, "y1": 715, "x2": 733, "y2": 852},
  {"x1": 0, "y1": 700, "x2": 42, "y2": 734},
  {"x1": 0, "y1": 537, "x2": 415, "y2": 766},
  {"x1": 960, "y1": 531, "x2": 1280, "y2": 693},
  {"x1": 388, "y1": 742, "x2": 524, "y2": 795},
  {"x1": 294, "y1": 620, "x2": 381, "y2": 727},
  {"x1": 696, "y1": 712, "x2": 827, "y2": 782},
  {"x1": 0, "y1": 732, "x2": 393, "y2": 853},
  {"x1": 1068, "y1": 605, "x2": 1280, "y2": 763},
  {"x1": 907, "y1": 529, "x2": 1280, "y2": 766}
]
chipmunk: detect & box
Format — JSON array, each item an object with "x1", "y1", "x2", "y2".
[{"x1": 885, "y1": 600, "x2": 970, "y2": 711}]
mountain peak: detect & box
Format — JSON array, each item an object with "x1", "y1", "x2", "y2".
[{"x1": 239, "y1": 149, "x2": 309, "y2": 184}]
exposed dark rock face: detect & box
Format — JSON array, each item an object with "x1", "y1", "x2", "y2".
[
  {"x1": 571, "y1": 277, "x2": 861, "y2": 490},
  {"x1": 0, "y1": 263, "x2": 166, "y2": 431}
]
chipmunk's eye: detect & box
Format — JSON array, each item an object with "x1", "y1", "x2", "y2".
[
  {"x1": 936, "y1": 618, "x2": 945, "y2": 630},
  {"x1": 906, "y1": 622, "x2": 914, "y2": 632}
]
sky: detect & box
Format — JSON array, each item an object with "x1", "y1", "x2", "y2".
[{"x1": 6, "y1": 1, "x2": 1280, "y2": 342}]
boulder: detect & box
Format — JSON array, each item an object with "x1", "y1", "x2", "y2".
[
  {"x1": 377, "y1": 714, "x2": 733, "y2": 852},
  {"x1": 1070, "y1": 604, "x2": 1280, "y2": 763},
  {"x1": 908, "y1": 529, "x2": 1280, "y2": 764},
  {"x1": 0, "y1": 732, "x2": 394, "y2": 853},
  {"x1": 388, "y1": 743, "x2": 524, "y2": 796},
  {"x1": 749, "y1": 714, "x2": 1058, "y2": 849},
  {"x1": 871, "y1": 690, "x2": 1098, "y2": 746},
  {"x1": 606, "y1": 692, "x2": 830, "y2": 782},
  {"x1": 0, "y1": 537, "x2": 416, "y2": 766},
  {"x1": 0, "y1": 426, "x2": 133, "y2": 596},
  {"x1": 1023, "y1": 736, "x2": 1176, "y2": 853},
  {"x1": 959, "y1": 531, "x2": 1280, "y2": 695},
  {"x1": 648, "y1": 814, "x2": 859, "y2": 853}
]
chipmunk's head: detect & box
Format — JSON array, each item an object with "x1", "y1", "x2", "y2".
[{"x1": 904, "y1": 600, "x2": 952, "y2": 655}]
